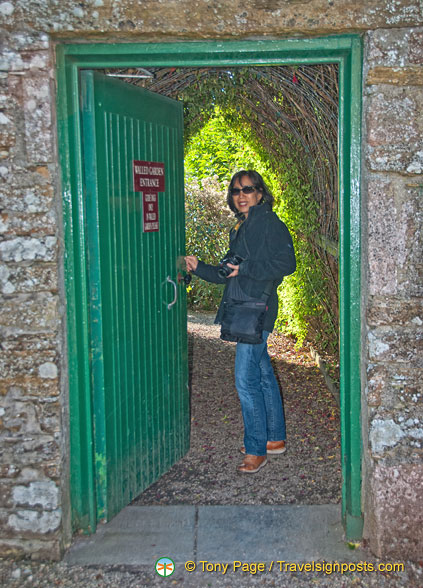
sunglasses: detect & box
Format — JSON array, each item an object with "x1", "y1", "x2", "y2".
[{"x1": 230, "y1": 185, "x2": 257, "y2": 196}]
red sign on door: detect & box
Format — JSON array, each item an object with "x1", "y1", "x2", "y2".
[
  {"x1": 133, "y1": 160, "x2": 165, "y2": 193},
  {"x1": 143, "y1": 192, "x2": 159, "y2": 232},
  {"x1": 133, "y1": 160, "x2": 164, "y2": 233}
]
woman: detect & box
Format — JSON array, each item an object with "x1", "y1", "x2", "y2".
[{"x1": 185, "y1": 170, "x2": 296, "y2": 474}]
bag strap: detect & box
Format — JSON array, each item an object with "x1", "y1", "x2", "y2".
[
  {"x1": 260, "y1": 281, "x2": 274, "y2": 302},
  {"x1": 241, "y1": 220, "x2": 274, "y2": 303}
]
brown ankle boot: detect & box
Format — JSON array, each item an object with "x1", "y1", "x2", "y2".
[
  {"x1": 238, "y1": 454, "x2": 267, "y2": 474},
  {"x1": 266, "y1": 440, "x2": 286, "y2": 454},
  {"x1": 240, "y1": 440, "x2": 286, "y2": 455}
]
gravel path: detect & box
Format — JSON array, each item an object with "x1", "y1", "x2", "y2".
[
  {"x1": 1, "y1": 558, "x2": 421, "y2": 588},
  {"x1": 133, "y1": 310, "x2": 341, "y2": 506}
]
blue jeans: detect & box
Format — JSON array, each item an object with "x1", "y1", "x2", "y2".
[{"x1": 235, "y1": 331, "x2": 286, "y2": 456}]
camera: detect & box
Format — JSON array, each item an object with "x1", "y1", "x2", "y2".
[{"x1": 218, "y1": 254, "x2": 244, "y2": 278}]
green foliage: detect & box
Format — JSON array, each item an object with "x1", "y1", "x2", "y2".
[
  {"x1": 184, "y1": 101, "x2": 338, "y2": 353},
  {"x1": 184, "y1": 109, "x2": 279, "y2": 310},
  {"x1": 217, "y1": 108, "x2": 338, "y2": 352},
  {"x1": 181, "y1": 70, "x2": 244, "y2": 143},
  {"x1": 275, "y1": 239, "x2": 337, "y2": 351},
  {"x1": 185, "y1": 108, "x2": 270, "y2": 184},
  {"x1": 184, "y1": 175, "x2": 232, "y2": 309}
]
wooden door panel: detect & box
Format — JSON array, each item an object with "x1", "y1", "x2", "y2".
[{"x1": 80, "y1": 71, "x2": 189, "y2": 522}]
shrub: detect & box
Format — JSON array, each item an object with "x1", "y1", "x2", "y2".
[{"x1": 185, "y1": 175, "x2": 233, "y2": 309}]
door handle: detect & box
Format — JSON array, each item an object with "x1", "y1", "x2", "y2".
[{"x1": 166, "y1": 276, "x2": 178, "y2": 309}]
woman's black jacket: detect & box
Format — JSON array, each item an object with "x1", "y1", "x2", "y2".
[{"x1": 193, "y1": 202, "x2": 296, "y2": 333}]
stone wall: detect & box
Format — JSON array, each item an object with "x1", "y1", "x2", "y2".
[
  {"x1": 0, "y1": 31, "x2": 65, "y2": 558},
  {"x1": 0, "y1": 0, "x2": 422, "y2": 562},
  {"x1": 363, "y1": 28, "x2": 423, "y2": 559},
  {"x1": 0, "y1": 0, "x2": 422, "y2": 37}
]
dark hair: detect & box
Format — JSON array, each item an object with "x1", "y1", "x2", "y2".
[{"x1": 226, "y1": 170, "x2": 274, "y2": 216}]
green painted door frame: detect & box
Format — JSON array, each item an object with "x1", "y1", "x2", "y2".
[{"x1": 56, "y1": 35, "x2": 363, "y2": 539}]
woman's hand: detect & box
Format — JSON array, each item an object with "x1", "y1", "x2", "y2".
[
  {"x1": 185, "y1": 255, "x2": 199, "y2": 272},
  {"x1": 226, "y1": 263, "x2": 239, "y2": 278}
]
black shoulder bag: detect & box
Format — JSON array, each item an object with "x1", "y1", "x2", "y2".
[{"x1": 220, "y1": 282, "x2": 273, "y2": 344}]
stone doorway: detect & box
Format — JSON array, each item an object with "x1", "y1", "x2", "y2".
[{"x1": 56, "y1": 35, "x2": 363, "y2": 540}]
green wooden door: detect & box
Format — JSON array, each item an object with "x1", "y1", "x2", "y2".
[{"x1": 80, "y1": 71, "x2": 189, "y2": 522}]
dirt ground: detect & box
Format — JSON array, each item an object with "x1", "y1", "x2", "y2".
[{"x1": 132, "y1": 311, "x2": 341, "y2": 506}]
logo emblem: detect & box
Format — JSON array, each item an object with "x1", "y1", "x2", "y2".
[{"x1": 155, "y1": 557, "x2": 175, "y2": 577}]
